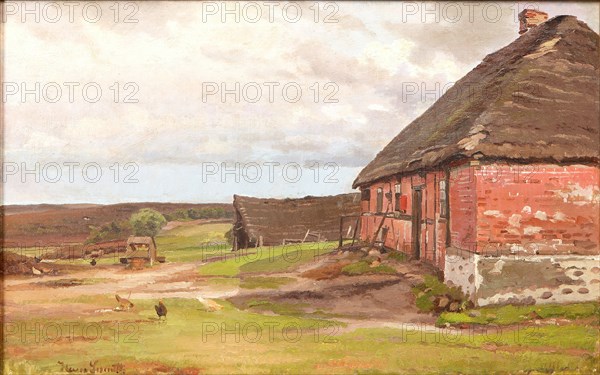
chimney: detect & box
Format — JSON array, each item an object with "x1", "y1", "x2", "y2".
[{"x1": 518, "y1": 9, "x2": 549, "y2": 34}]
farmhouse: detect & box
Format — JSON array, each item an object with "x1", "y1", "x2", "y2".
[
  {"x1": 353, "y1": 14, "x2": 600, "y2": 306},
  {"x1": 232, "y1": 193, "x2": 361, "y2": 249}
]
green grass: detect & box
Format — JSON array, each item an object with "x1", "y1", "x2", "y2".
[
  {"x1": 240, "y1": 276, "x2": 296, "y2": 289},
  {"x1": 387, "y1": 251, "x2": 408, "y2": 262},
  {"x1": 438, "y1": 302, "x2": 600, "y2": 326},
  {"x1": 5, "y1": 293, "x2": 599, "y2": 374},
  {"x1": 199, "y1": 242, "x2": 337, "y2": 277},
  {"x1": 239, "y1": 243, "x2": 336, "y2": 274},
  {"x1": 246, "y1": 299, "x2": 311, "y2": 316},
  {"x1": 155, "y1": 222, "x2": 232, "y2": 262},
  {"x1": 341, "y1": 260, "x2": 397, "y2": 276},
  {"x1": 4, "y1": 296, "x2": 347, "y2": 374},
  {"x1": 205, "y1": 277, "x2": 241, "y2": 288}
]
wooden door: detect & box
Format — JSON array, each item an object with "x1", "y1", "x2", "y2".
[{"x1": 411, "y1": 188, "x2": 423, "y2": 260}]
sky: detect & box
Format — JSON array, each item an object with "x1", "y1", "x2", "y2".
[{"x1": 3, "y1": 1, "x2": 599, "y2": 205}]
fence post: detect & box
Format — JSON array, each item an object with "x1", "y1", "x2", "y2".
[{"x1": 339, "y1": 216, "x2": 344, "y2": 248}]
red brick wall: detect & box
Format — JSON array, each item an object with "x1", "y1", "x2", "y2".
[
  {"x1": 449, "y1": 163, "x2": 477, "y2": 251},
  {"x1": 475, "y1": 163, "x2": 600, "y2": 255},
  {"x1": 359, "y1": 162, "x2": 599, "y2": 276}
]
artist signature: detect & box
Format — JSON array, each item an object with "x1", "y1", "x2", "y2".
[{"x1": 57, "y1": 360, "x2": 126, "y2": 374}]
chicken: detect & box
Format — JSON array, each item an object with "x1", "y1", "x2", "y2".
[
  {"x1": 115, "y1": 294, "x2": 134, "y2": 311},
  {"x1": 155, "y1": 300, "x2": 167, "y2": 320},
  {"x1": 197, "y1": 295, "x2": 222, "y2": 312}
]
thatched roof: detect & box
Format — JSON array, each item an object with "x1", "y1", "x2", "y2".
[
  {"x1": 233, "y1": 193, "x2": 361, "y2": 246},
  {"x1": 354, "y1": 16, "x2": 599, "y2": 188}
]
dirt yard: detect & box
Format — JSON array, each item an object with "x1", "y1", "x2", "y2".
[{"x1": 3, "y1": 249, "x2": 436, "y2": 328}]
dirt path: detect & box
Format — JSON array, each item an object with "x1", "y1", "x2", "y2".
[
  {"x1": 4, "y1": 251, "x2": 437, "y2": 329},
  {"x1": 3, "y1": 260, "x2": 240, "y2": 320}
]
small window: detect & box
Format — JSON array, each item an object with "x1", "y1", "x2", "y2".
[
  {"x1": 361, "y1": 188, "x2": 371, "y2": 201},
  {"x1": 439, "y1": 180, "x2": 448, "y2": 218},
  {"x1": 394, "y1": 183, "x2": 402, "y2": 211},
  {"x1": 376, "y1": 188, "x2": 383, "y2": 213}
]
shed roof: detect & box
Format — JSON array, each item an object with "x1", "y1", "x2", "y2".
[{"x1": 233, "y1": 193, "x2": 361, "y2": 245}]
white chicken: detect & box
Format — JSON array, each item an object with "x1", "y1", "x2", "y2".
[{"x1": 196, "y1": 295, "x2": 222, "y2": 312}]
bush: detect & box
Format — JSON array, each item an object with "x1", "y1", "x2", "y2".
[
  {"x1": 412, "y1": 275, "x2": 470, "y2": 313},
  {"x1": 129, "y1": 208, "x2": 167, "y2": 237},
  {"x1": 224, "y1": 227, "x2": 234, "y2": 245}
]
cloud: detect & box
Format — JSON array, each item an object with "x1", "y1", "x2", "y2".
[{"x1": 4, "y1": 1, "x2": 598, "y2": 203}]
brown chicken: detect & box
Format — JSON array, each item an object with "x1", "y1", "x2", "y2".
[
  {"x1": 155, "y1": 299, "x2": 167, "y2": 320},
  {"x1": 115, "y1": 294, "x2": 134, "y2": 310}
]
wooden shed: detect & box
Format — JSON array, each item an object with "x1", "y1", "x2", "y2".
[
  {"x1": 232, "y1": 193, "x2": 361, "y2": 249},
  {"x1": 122, "y1": 236, "x2": 159, "y2": 268}
]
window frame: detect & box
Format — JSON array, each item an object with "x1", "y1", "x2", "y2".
[
  {"x1": 439, "y1": 179, "x2": 448, "y2": 218},
  {"x1": 361, "y1": 188, "x2": 371, "y2": 201},
  {"x1": 394, "y1": 183, "x2": 403, "y2": 212},
  {"x1": 376, "y1": 188, "x2": 383, "y2": 213}
]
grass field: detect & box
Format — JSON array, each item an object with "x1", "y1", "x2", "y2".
[
  {"x1": 4, "y1": 296, "x2": 599, "y2": 374},
  {"x1": 199, "y1": 242, "x2": 337, "y2": 277},
  {"x1": 4, "y1": 221, "x2": 600, "y2": 374},
  {"x1": 155, "y1": 222, "x2": 232, "y2": 263}
]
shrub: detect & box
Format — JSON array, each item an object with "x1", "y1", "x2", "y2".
[
  {"x1": 129, "y1": 208, "x2": 167, "y2": 237},
  {"x1": 224, "y1": 227, "x2": 234, "y2": 245},
  {"x1": 413, "y1": 275, "x2": 469, "y2": 313}
]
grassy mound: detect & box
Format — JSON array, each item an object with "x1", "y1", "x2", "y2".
[
  {"x1": 341, "y1": 260, "x2": 396, "y2": 276},
  {"x1": 412, "y1": 275, "x2": 470, "y2": 313},
  {"x1": 437, "y1": 302, "x2": 600, "y2": 326},
  {"x1": 240, "y1": 276, "x2": 295, "y2": 289}
]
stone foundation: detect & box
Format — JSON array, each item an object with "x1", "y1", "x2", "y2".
[{"x1": 444, "y1": 248, "x2": 600, "y2": 306}]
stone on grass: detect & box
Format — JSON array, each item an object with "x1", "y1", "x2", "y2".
[{"x1": 540, "y1": 291, "x2": 553, "y2": 299}]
